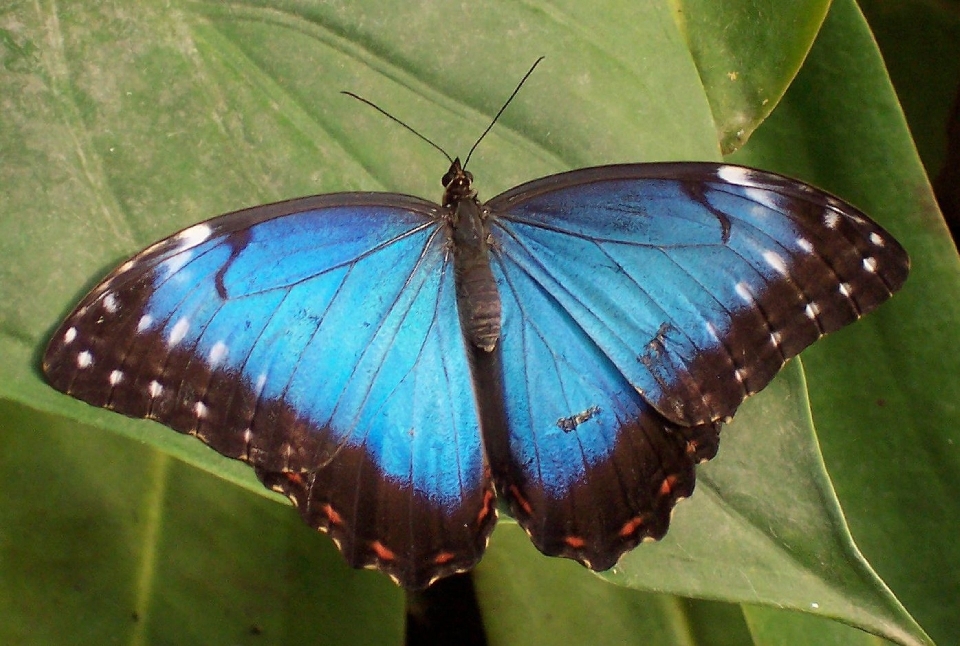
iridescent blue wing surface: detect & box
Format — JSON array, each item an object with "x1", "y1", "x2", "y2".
[
  {"x1": 43, "y1": 195, "x2": 496, "y2": 590},
  {"x1": 473, "y1": 267, "x2": 721, "y2": 568},
  {"x1": 482, "y1": 162, "x2": 908, "y2": 566}
]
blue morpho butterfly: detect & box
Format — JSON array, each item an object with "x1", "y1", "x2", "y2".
[{"x1": 43, "y1": 61, "x2": 909, "y2": 590}]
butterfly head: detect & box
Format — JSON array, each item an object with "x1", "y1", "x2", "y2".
[{"x1": 442, "y1": 158, "x2": 476, "y2": 208}]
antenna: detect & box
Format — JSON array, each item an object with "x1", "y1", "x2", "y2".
[
  {"x1": 463, "y1": 56, "x2": 544, "y2": 168},
  {"x1": 342, "y1": 57, "x2": 544, "y2": 168},
  {"x1": 341, "y1": 91, "x2": 453, "y2": 164}
]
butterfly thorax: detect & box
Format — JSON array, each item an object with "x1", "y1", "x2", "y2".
[{"x1": 443, "y1": 158, "x2": 502, "y2": 352}]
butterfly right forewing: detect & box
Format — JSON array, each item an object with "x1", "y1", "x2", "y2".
[{"x1": 485, "y1": 163, "x2": 909, "y2": 428}]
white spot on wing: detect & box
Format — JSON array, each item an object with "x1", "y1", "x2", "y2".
[
  {"x1": 717, "y1": 165, "x2": 755, "y2": 186},
  {"x1": 705, "y1": 321, "x2": 720, "y2": 342},
  {"x1": 824, "y1": 211, "x2": 840, "y2": 229},
  {"x1": 168, "y1": 317, "x2": 189, "y2": 346},
  {"x1": 839, "y1": 283, "x2": 852, "y2": 298},
  {"x1": 109, "y1": 370, "x2": 124, "y2": 385},
  {"x1": 148, "y1": 380, "x2": 163, "y2": 398},
  {"x1": 77, "y1": 351, "x2": 93, "y2": 368},
  {"x1": 734, "y1": 367, "x2": 748, "y2": 384},
  {"x1": 102, "y1": 293, "x2": 118, "y2": 313},
  {"x1": 735, "y1": 282, "x2": 754, "y2": 304},
  {"x1": 64, "y1": 327, "x2": 77, "y2": 344},
  {"x1": 255, "y1": 373, "x2": 267, "y2": 397},
  {"x1": 137, "y1": 314, "x2": 154, "y2": 332},
  {"x1": 208, "y1": 341, "x2": 228, "y2": 365},
  {"x1": 744, "y1": 186, "x2": 780, "y2": 212},
  {"x1": 176, "y1": 223, "x2": 213, "y2": 249},
  {"x1": 863, "y1": 257, "x2": 878, "y2": 273},
  {"x1": 770, "y1": 331, "x2": 783, "y2": 347},
  {"x1": 869, "y1": 232, "x2": 884, "y2": 246},
  {"x1": 118, "y1": 259, "x2": 136, "y2": 274},
  {"x1": 805, "y1": 303, "x2": 821, "y2": 320},
  {"x1": 796, "y1": 237, "x2": 814, "y2": 253},
  {"x1": 194, "y1": 401, "x2": 208, "y2": 419},
  {"x1": 161, "y1": 251, "x2": 193, "y2": 278},
  {"x1": 762, "y1": 250, "x2": 789, "y2": 276}
]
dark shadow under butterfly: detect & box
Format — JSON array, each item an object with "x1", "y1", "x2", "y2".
[{"x1": 42, "y1": 65, "x2": 909, "y2": 590}]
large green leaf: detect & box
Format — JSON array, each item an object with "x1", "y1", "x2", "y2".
[
  {"x1": 1, "y1": 0, "x2": 953, "y2": 644},
  {"x1": 730, "y1": 1, "x2": 960, "y2": 644},
  {"x1": 476, "y1": 369, "x2": 926, "y2": 645},
  {"x1": 0, "y1": 400, "x2": 404, "y2": 644}
]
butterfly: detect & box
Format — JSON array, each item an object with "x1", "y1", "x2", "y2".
[{"x1": 42, "y1": 71, "x2": 909, "y2": 590}]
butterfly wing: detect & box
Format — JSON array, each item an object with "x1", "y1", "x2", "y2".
[
  {"x1": 473, "y1": 261, "x2": 721, "y2": 568},
  {"x1": 487, "y1": 163, "x2": 909, "y2": 428},
  {"x1": 43, "y1": 195, "x2": 496, "y2": 589},
  {"x1": 481, "y1": 162, "x2": 908, "y2": 567}
]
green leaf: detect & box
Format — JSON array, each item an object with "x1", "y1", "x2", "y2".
[
  {"x1": 477, "y1": 369, "x2": 927, "y2": 645},
  {"x1": 731, "y1": 1, "x2": 960, "y2": 645},
  {"x1": 0, "y1": 399, "x2": 404, "y2": 644},
  {"x1": 676, "y1": 0, "x2": 832, "y2": 153},
  {"x1": 1, "y1": 0, "x2": 953, "y2": 644},
  {"x1": 476, "y1": 525, "x2": 708, "y2": 646}
]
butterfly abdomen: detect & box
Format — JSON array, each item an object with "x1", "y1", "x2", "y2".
[
  {"x1": 455, "y1": 254, "x2": 501, "y2": 352},
  {"x1": 450, "y1": 194, "x2": 501, "y2": 352}
]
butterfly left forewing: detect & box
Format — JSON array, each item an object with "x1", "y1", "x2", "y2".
[{"x1": 43, "y1": 195, "x2": 496, "y2": 590}]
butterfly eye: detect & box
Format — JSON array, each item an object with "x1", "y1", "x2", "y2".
[{"x1": 442, "y1": 168, "x2": 473, "y2": 191}]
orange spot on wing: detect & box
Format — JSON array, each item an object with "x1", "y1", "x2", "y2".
[
  {"x1": 284, "y1": 472, "x2": 304, "y2": 486},
  {"x1": 477, "y1": 487, "x2": 496, "y2": 523},
  {"x1": 619, "y1": 516, "x2": 645, "y2": 538},
  {"x1": 659, "y1": 474, "x2": 678, "y2": 497},
  {"x1": 322, "y1": 503, "x2": 343, "y2": 526},
  {"x1": 509, "y1": 485, "x2": 533, "y2": 516},
  {"x1": 370, "y1": 540, "x2": 395, "y2": 561},
  {"x1": 563, "y1": 535, "x2": 586, "y2": 549},
  {"x1": 433, "y1": 551, "x2": 455, "y2": 565}
]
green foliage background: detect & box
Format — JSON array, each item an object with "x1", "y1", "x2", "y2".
[{"x1": 1, "y1": 0, "x2": 957, "y2": 644}]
